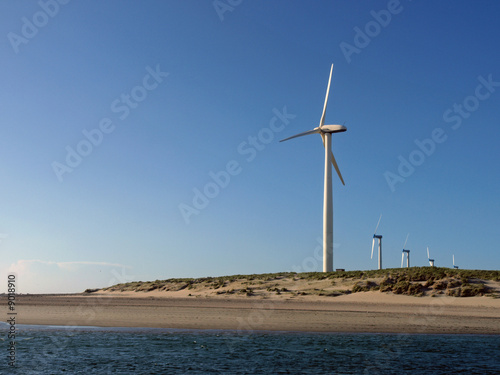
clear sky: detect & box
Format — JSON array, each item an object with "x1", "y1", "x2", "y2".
[{"x1": 1, "y1": 1, "x2": 499, "y2": 293}]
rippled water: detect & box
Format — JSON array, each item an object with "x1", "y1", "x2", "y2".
[{"x1": 3, "y1": 325, "x2": 500, "y2": 374}]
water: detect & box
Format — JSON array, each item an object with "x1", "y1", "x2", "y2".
[{"x1": 2, "y1": 325, "x2": 500, "y2": 374}]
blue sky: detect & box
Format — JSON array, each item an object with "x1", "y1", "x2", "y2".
[{"x1": 0, "y1": 1, "x2": 499, "y2": 293}]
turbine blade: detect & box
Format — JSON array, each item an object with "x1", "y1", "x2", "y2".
[
  {"x1": 321, "y1": 133, "x2": 345, "y2": 185},
  {"x1": 371, "y1": 238, "x2": 375, "y2": 259},
  {"x1": 401, "y1": 252, "x2": 404, "y2": 268},
  {"x1": 280, "y1": 128, "x2": 320, "y2": 142},
  {"x1": 319, "y1": 64, "x2": 334, "y2": 128},
  {"x1": 331, "y1": 151, "x2": 345, "y2": 185},
  {"x1": 374, "y1": 214, "x2": 382, "y2": 235},
  {"x1": 403, "y1": 233, "x2": 409, "y2": 249},
  {"x1": 427, "y1": 247, "x2": 430, "y2": 259},
  {"x1": 453, "y1": 254, "x2": 455, "y2": 266}
]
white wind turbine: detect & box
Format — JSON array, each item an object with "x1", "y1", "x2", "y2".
[
  {"x1": 371, "y1": 214, "x2": 383, "y2": 270},
  {"x1": 280, "y1": 64, "x2": 346, "y2": 272},
  {"x1": 401, "y1": 234, "x2": 410, "y2": 268},
  {"x1": 427, "y1": 247, "x2": 435, "y2": 267},
  {"x1": 453, "y1": 254, "x2": 459, "y2": 269}
]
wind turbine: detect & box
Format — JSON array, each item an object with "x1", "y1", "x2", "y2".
[
  {"x1": 371, "y1": 214, "x2": 383, "y2": 270},
  {"x1": 426, "y1": 247, "x2": 435, "y2": 267},
  {"x1": 280, "y1": 64, "x2": 346, "y2": 272},
  {"x1": 401, "y1": 234, "x2": 410, "y2": 268},
  {"x1": 453, "y1": 254, "x2": 459, "y2": 269}
]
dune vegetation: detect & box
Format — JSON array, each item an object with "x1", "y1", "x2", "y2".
[{"x1": 95, "y1": 267, "x2": 500, "y2": 298}]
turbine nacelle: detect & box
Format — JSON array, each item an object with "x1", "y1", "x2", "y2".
[
  {"x1": 320, "y1": 125, "x2": 347, "y2": 134},
  {"x1": 279, "y1": 125, "x2": 347, "y2": 141}
]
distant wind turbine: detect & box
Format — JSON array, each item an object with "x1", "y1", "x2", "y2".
[
  {"x1": 280, "y1": 64, "x2": 346, "y2": 272},
  {"x1": 401, "y1": 234, "x2": 410, "y2": 268},
  {"x1": 453, "y1": 254, "x2": 459, "y2": 269},
  {"x1": 371, "y1": 214, "x2": 383, "y2": 270},
  {"x1": 427, "y1": 247, "x2": 435, "y2": 267}
]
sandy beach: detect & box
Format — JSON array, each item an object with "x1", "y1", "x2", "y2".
[{"x1": 3, "y1": 291, "x2": 499, "y2": 335}]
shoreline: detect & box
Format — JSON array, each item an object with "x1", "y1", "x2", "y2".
[
  {"x1": 2, "y1": 292, "x2": 499, "y2": 335},
  {"x1": 9, "y1": 323, "x2": 500, "y2": 337}
]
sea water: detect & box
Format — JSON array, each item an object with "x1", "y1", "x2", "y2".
[{"x1": 2, "y1": 324, "x2": 499, "y2": 374}]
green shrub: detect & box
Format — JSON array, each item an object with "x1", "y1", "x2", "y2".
[
  {"x1": 407, "y1": 283, "x2": 423, "y2": 296},
  {"x1": 379, "y1": 284, "x2": 393, "y2": 293},
  {"x1": 447, "y1": 279, "x2": 461, "y2": 288},
  {"x1": 352, "y1": 281, "x2": 378, "y2": 293},
  {"x1": 460, "y1": 284, "x2": 487, "y2": 297},
  {"x1": 380, "y1": 276, "x2": 395, "y2": 286},
  {"x1": 351, "y1": 283, "x2": 363, "y2": 293},
  {"x1": 433, "y1": 280, "x2": 448, "y2": 290},
  {"x1": 393, "y1": 280, "x2": 411, "y2": 294}
]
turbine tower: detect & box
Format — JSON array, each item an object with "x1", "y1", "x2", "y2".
[
  {"x1": 401, "y1": 250, "x2": 410, "y2": 268},
  {"x1": 401, "y1": 234, "x2": 410, "y2": 268},
  {"x1": 427, "y1": 247, "x2": 435, "y2": 267},
  {"x1": 371, "y1": 214, "x2": 383, "y2": 270},
  {"x1": 453, "y1": 254, "x2": 459, "y2": 269},
  {"x1": 280, "y1": 64, "x2": 346, "y2": 272}
]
